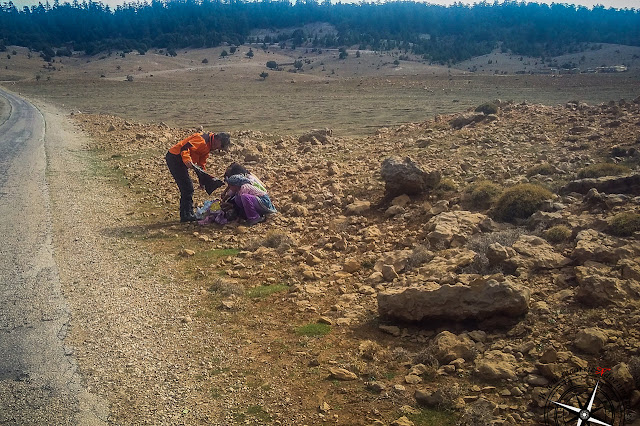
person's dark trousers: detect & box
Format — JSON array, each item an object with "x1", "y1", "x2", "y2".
[{"x1": 165, "y1": 152, "x2": 195, "y2": 221}]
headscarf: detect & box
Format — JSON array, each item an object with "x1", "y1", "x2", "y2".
[{"x1": 225, "y1": 174, "x2": 251, "y2": 187}]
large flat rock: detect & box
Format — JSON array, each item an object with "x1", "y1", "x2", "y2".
[{"x1": 378, "y1": 277, "x2": 530, "y2": 322}]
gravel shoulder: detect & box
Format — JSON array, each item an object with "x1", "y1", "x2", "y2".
[{"x1": 38, "y1": 102, "x2": 243, "y2": 424}]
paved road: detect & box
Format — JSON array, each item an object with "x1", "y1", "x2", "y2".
[{"x1": 0, "y1": 89, "x2": 107, "y2": 425}]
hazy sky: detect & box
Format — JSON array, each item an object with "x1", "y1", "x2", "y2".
[{"x1": 10, "y1": 0, "x2": 639, "y2": 11}]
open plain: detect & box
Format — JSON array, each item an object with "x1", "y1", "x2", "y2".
[{"x1": 1, "y1": 43, "x2": 640, "y2": 425}]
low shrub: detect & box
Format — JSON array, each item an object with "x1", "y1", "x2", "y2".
[
  {"x1": 492, "y1": 183, "x2": 553, "y2": 222},
  {"x1": 208, "y1": 277, "x2": 244, "y2": 296},
  {"x1": 608, "y1": 212, "x2": 640, "y2": 236},
  {"x1": 577, "y1": 163, "x2": 630, "y2": 179},
  {"x1": 464, "y1": 180, "x2": 502, "y2": 210},
  {"x1": 544, "y1": 225, "x2": 572, "y2": 243},
  {"x1": 437, "y1": 178, "x2": 458, "y2": 192},
  {"x1": 526, "y1": 163, "x2": 556, "y2": 177}
]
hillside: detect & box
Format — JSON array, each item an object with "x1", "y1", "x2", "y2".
[{"x1": 60, "y1": 94, "x2": 640, "y2": 425}]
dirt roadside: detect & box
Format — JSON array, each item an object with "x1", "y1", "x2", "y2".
[{"x1": 38, "y1": 101, "x2": 251, "y2": 425}]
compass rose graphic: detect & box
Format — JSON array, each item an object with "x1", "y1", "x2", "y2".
[{"x1": 544, "y1": 368, "x2": 627, "y2": 426}]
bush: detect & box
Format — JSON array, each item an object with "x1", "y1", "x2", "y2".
[
  {"x1": 492, "y1": 183, "x2": 553, "y2": 222},
  {"x1": 202, "y1": 58, "x2": 208, "y2": 63},
  {"x1": 266, "y1": 60, "x2": 278, "y2": 69},
  {"x1": 464, "y1": 180, "x2": 502, "y2": 210},
  {"x1": 208, "y1": 277, "x2": 244, "y2": 296},
  {"x1": 527, "y1": 163, "x2": 556, "y2": 177},
  {"x1": 437, "y1": 178, "x2": 457, "y2": 192},
  {"x1": 220, "y1": 50, "x2": 228, "y2": 57},
  {"x1": 545, "y1": 225, "x2": 572, "y2": 243},
  {"x1": 475, "y1": 102, "x2": 499, "y2": 115},
  {"x1": 608, "y1": 212, "x2": 640, "y2": 236},
  {"x1": 577, "y1": 163, "x2": 629, "y2": 179},
  {"x1": 259, "y1": 71, "x2": 269, "y2": 80}
]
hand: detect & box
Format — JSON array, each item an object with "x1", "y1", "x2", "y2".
[{"x1": 185, "y1": 161, "x2": 193, "y2": 169}]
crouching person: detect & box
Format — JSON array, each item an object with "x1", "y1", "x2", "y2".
[{"x1": 225, "y1": 174, "x2": 276, "y2": 226}]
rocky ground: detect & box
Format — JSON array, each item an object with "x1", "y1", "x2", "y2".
[{"x1": 67, "y1": 96, "x2": 640, "y2": 425}]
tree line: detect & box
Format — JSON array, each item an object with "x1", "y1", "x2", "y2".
[{"x1": 0, "y1": 0, "x2": 638, "y2": 64}]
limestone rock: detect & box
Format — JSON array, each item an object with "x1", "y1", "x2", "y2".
[
  {"x1": 450, "y1": 112, "x2": 486, "y2": 129},
  {"x1": 378, "y1": 277, "x2": 530, "y2": 322},
  {"x1": 381, "y1": 264, "x2": 399, "y2": 282},
  {"x1": 575, "y1": 261, "x2": 640, "y2": 306},
  {"x1": 416, "y1": 248, "x2": 477, "y2": 283},
  {"x1": 571, "y1": 230, "x2": 623, "y2": 264},
  {"x1": 343, "y1": 259, "x2": 361, "y2": 274},
  {"x1": 511, "y1": 235, "x2": 571, "y2": 269},
  {"x1": 611, "y1": 363, "x2": 636, "y2": 397},
  {"x1": 345, "y1": 200, "x2": 371, "y2": 215},
  {"x1": 425, "y1": 211, "x2": 487, "y2": 248},
  {"x1": 298, "y1": 128, "x2": 333, "y2": 144},
  {"x1": 391, "y1": 416, "x2": 414, "y2": 426},
  {"x1": 574, "y1": 327, "x2": 608, "y2": 354},
  {"x1": 392, "y1": 194, "x2": 411, "y2": 207},
  {"x1": 380, "y1": 156, "x2": 441, "y2": 196},
  {"x1": 474, "y1": 350, "x2": 518, "y2": 381},
  {"x1": 328, "y1": 367, "x2": 357, "y2": 381},
  {"x1": 375, "y1": 250, "x2": 413, "y2": 274},
  {"x1": 430, "y1": 331, "x2": 477, "y2": 364}
]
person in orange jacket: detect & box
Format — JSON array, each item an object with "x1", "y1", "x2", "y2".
[{"x1": 166, "y1": 131, "x2": 230, "y2": 222}]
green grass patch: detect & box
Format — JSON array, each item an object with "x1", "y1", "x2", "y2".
[
  {"x1": 194, "y1": 248, "x2": 240, "y2": 261},
  {"x1": 246, "y1": 284, "x2": 289, "y2": 299},
  {"x1": 234, "y1": 405, "x2": 272, "y2": 423},
  {"x1": 406, "y1": 407, "x2": 458, "y2": 426},
  {"x1": 295, "y1": 322, "x2": 331, "y2": 337}
]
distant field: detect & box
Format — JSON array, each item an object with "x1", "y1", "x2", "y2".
[{"x1": 4, "y1": 45, "x2": 640, "y2": 137}]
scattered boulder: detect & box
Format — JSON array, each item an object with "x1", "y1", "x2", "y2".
[
  {"x1": 611, "y1": 363, "x2": 636, "y2": 397},
  {"x1": 345, "y1": 200, "x2": 370, "y2": 215},
  {"x1": 450, "y1": 112, "x2": 486, "y2": 129},
  {"x1": 575, "y1": 261, "x2": 640, "y2": 306},
  {"x1": 328, "y1": 367, "x2": 357, "y2": 381},
  {"x1": 430, "y1": 331, "x2": 477, "y2": 364},
  {"x1": 574, "y1": 327, "x2": 608, "y2": 354},
  {"x1": 380, "y1": 156, "x2": 441, "y2": 197},
  {"x1": 474, "y1": 350, "x2": 518, "y2": 381},
  {"x1": 298, "y1": 128, "x2": 333, "y2": 144},
  {"x1": 378, "y1": 276, "x2": 530, "y2": 322},
  {"x1": 425, "y1": 211, "x2": 487, "y2": 248},
  {"x1": 511, "y1": 235, "x2": 571, "y2": 270},
  {"x1": 560, "y1": 173, "x2": 640, "y2": 195}
]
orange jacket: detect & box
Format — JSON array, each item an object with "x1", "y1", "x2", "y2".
[{"x1": 168, "y1": 133, "x2": 211, "y2": 169}]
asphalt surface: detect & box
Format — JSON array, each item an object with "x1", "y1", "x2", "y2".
[{"x1": 0, "y1": 89, "x2": 107, "y2": 425}]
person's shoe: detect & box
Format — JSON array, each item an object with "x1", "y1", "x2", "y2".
[
  {"x1": 181, "y1": 210, "x2": 198, "y2": 222},
  {"x1": 246, "y1": 216, "x2": 265, "y2": 226}
]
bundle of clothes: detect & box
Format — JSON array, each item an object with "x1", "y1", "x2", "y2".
[{"x1": 196, "y1": 163, "x2": 277, "y2": 226}]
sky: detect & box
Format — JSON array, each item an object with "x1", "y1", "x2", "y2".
[{"x1": 9, "y1": 0, "x2": 640, "y2": 10}]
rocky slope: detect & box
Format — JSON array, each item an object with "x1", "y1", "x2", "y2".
[{"x1": 69, "y1": 96, "x2": 640, "y2": 425}]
